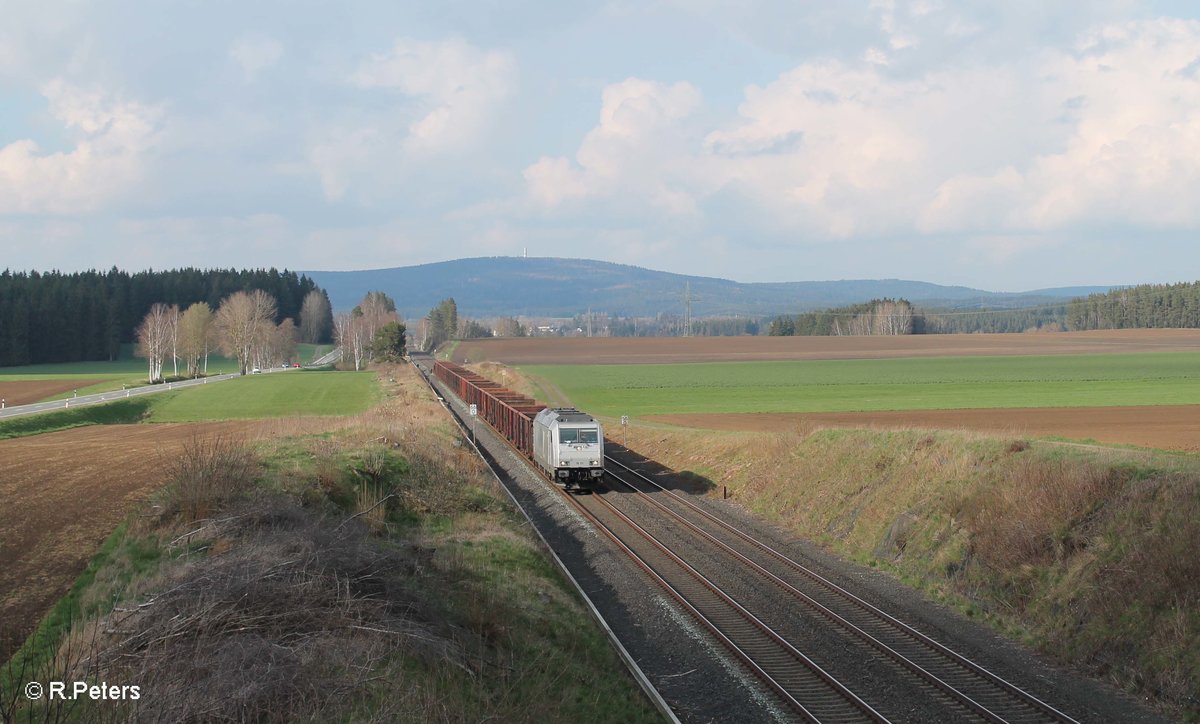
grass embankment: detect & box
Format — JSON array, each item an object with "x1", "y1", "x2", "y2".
[
  {"x1": 523, "y1": 351, "x2": 1200, "y2": 416},
  {"x1": 0, "y1": 398, "x2": 154, "y2": 439},
  {"x1": 1, "y1": 364, "x2": 657, "y2": 723},
  {"x1": 623, "y1": 424, "x2": 1199, "y2": 720}
]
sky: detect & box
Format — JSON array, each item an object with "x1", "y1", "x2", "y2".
[{"x1": 2, "y1": 1, "x2": 1200, "y2": 292}]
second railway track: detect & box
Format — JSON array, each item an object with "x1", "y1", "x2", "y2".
[
  {"x1": 600, "y1": 454, "x2": 1079, "y2": 724},
  {"x1": 574, "y1": 479, "x2": 887, "y2": 723}
]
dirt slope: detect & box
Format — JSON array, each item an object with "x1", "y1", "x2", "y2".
[{"x1": 0, "y1": 420, "x2": 340, "y2": 663}]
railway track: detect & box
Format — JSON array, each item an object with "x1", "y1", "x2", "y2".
[
  {"x1": 415, "y1": 357, "x2": 1082, "y2": 722},
  {"x1": 601, "y1": 454, "x2": 1079, "y2": 724},
  {"x1": 573, "y1": 484, "x2": 886, "y2": 723}
]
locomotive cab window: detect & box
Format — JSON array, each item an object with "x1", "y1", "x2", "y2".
[{"x1": 560, "y1": 428, "x2": 599, "y2": 444}]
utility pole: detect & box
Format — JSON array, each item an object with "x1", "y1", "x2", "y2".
[
  {"x1": 587, "y1": 307, "x2": 593, "y2": 337},
  {"x1": 684, "y1": 282, "x2": 693, "y2": 337}
]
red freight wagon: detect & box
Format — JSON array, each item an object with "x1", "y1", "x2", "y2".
[{"x1": 433, "y1": 360, "x2": 545, "y2": 458}]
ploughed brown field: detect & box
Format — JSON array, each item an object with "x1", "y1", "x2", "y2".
[
  {"x1": 0, "y1": 379, "x2": 106, "y2": 407},
  {"x1": 451, "y1": 328, "x2": 1200, "y2": 365},
  {"x1": 453, "y1": 329, "x2": 1200, "y2": 451},
  {"x1": 0, "y1": 420, "x2": 343, "y2": 664},
  {"x1": 647, "y1": 406, "x2": 1200, "y2": 452}
]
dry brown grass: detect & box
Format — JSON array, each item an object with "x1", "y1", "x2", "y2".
[
  {"x1": 79, "y1": 496, "x2": 459, "y2": 722},
  {"x1": 962, "y1": 457, "x2": 1124, "y2": 572},
  {"x1": 156, "y1": 434, "x2": 258, "y2": 521},
  {"x1": 617, "y1": 420, "x2": 1200, "y2": 719},
  {"x1": 4, "y1": 361, "x2": 659, "y2": 723}
]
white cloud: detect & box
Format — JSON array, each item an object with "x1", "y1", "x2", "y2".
[
  {"x1": 0, "y1": 80, "x2": 162, "y2": 214},
  {"x1": 307, "y1": 127, "x2": 380, "y2": 202},
  {"x1": 229, "y1": 36, "x2": 283, "y2": 82},
  {"x1": 863, "y1": 47, "x2": 892, "y2": 66},
  {"x1": 522, "y1": 18, "x2": 1200, "y2": 259},
  {"x1": 350, "y1": 36, "x2": 516, "y2": 153},
  {"x1": 962, "y1": 233, "x2": 1060, "y2": 265},
  {"x1": 304, "y1": 36, "x2": 517, "y2": 204},
  {"x1": 923, "y1": 19, "x2": 1200, "y2": 233},
  {"x1": 869, "y1": 0, "x2": 920, "y2": 51},
  {"x1": 524, "y1": 77, "x2": 703, "y2": 214}
]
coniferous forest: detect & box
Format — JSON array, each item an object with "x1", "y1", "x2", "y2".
[
  {"x1": 1067, "y1": 281, "x2": 1200, "y2": 330},
  {"x1": 0, "y1": 268, "x2": 328, "y2": 366}
]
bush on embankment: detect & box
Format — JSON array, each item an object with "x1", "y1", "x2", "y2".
[
  {"x1": 1, "y1": 365, "x2": 658, "y2": 723},
  {"x1": 625, "y1": 425, "x2": 1199, "y2": 720}
]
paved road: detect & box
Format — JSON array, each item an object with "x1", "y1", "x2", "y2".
[
  {"x1": 311, "y1": 347, "x2": 342, "y2": 366},
  {"x1": 0, "y1": 367, "x2": 295, "y2": 421}
]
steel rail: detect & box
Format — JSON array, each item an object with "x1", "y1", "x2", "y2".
[
  {"x1": 604, "y1": 452, "x2": 1079, "y2": 724},
  {"x1": 576, "y1": 489, "x2": 888, "y2": 723},
  {"x1": 604, "y1": 466, "x2": 1006, "y2": 722},
  {"x1": 419, "y1": 357, "x2": 886, "y2": 722},
  {"x1": 410, "y1": 358, "x2": 680, "y2": 722}
]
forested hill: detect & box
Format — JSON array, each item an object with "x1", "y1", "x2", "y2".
[
  {"x1": 1068, "y1": 281, "x2": 1200, "y2": 329},
  {"x1": 0, "y1": 268, "x2": 324, "y2": 366},
  {"x1": 305, "y1": 257, "x2": 1107, "y2": 318}
]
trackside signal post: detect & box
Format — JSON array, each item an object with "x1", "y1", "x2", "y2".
[
  {"x1": 469, "y1": 403, "x2": 477, "y2": 446},
  {"x1": 621, "y1": 415, "x2": 629, "y2": 446}
]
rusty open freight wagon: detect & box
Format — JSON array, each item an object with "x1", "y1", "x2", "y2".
[{"x1": 433, "y1": 360, "x2": 545, "y2": 458}]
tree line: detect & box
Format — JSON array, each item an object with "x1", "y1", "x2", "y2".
[
  {"x1": 135, "y1": 288, "x2": 333, "y2": 380},
  {"x1": 767, "y1": 298, "x2": 1078, "y2": 336},
  {"x1": 418, "y1": 297, "x2": 493, "y2": 351},
  {"x1": 1067, "y1": 281, "x2": 1200, "y2": 330},
  {"x1": 0, "y1": 268, "x2": 332, "y2": 367},
  {"x1": 333, "y1": 291, "x2": 407, "y2": 370},
  {"x1": 918, "y1": 306, "x2": 1067, "y2": 334},
  {"x1": 768, "y1": 299, "x2": 916, "y2": 336}
]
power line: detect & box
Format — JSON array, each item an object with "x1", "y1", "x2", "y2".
[{"x1": 778, "y1": 301, "x2": 1073, "y2": 320}]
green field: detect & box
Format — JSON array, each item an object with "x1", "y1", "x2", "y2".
[
  {"x1": 0, "y1": 343, "x2": 333, "y2": 403},
  {"x1": 521, "y1": 351, "x2": 1200, "y2": 417},
  {"x1": 148, "y1": 371, "x2": 379, "y2": 421}
]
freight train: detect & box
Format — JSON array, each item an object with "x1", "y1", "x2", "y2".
[{"x1": 432, "y1": 360, "x2": 604, "y2": 490}]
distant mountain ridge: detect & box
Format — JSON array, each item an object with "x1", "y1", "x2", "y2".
[{"x1": 302, "y1": 257, "x2": 1116, "y2": 319}]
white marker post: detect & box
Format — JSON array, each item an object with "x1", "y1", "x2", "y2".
[
  {"x1": 469, "y1": 403, "x2": 477, "y2": 447},
  {"x1": 621, "y1": 415, "x2": 629, "y2": 447}
]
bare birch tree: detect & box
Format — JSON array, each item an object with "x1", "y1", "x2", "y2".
[
  {"x1": 167, "y1": 304, "x2": 181, "y2": 378},
  {"x1": 269, "y1": 318, "x2": 299, "y2": 367},
  {"x1": 135, "y1": 303, "x2": 172, "y2": 382},
  {"x1": 334, "y1": 312, "x2": 368, "y2": 370},
  {"x1": 298, "y1": 290, "x2": 332, "y2": 344},
  {"x1": 216, "y1": 290, "x2": 277, "y2": 375},
  {"x1": 873, "y1": 300, "x2": 914, "y2": 335},
  {"x1": 178, "y1": 303, "x2": 214, "y2": 377},
  {"x1": 354, "y1": 292, "x2": 400, "y2": 366}
]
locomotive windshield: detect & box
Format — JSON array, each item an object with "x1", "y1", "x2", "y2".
[{"x1": 560, "y1": 428, "x2": 599, "y2": 444}]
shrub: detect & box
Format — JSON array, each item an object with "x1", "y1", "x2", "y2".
[{"x1": 159, "y1": 435, "x2": 257, "y2": 521}]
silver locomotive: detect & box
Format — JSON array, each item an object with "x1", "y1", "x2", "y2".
[{"x1": 532, "y1": 407, "x2": 604, "y2": 489}]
